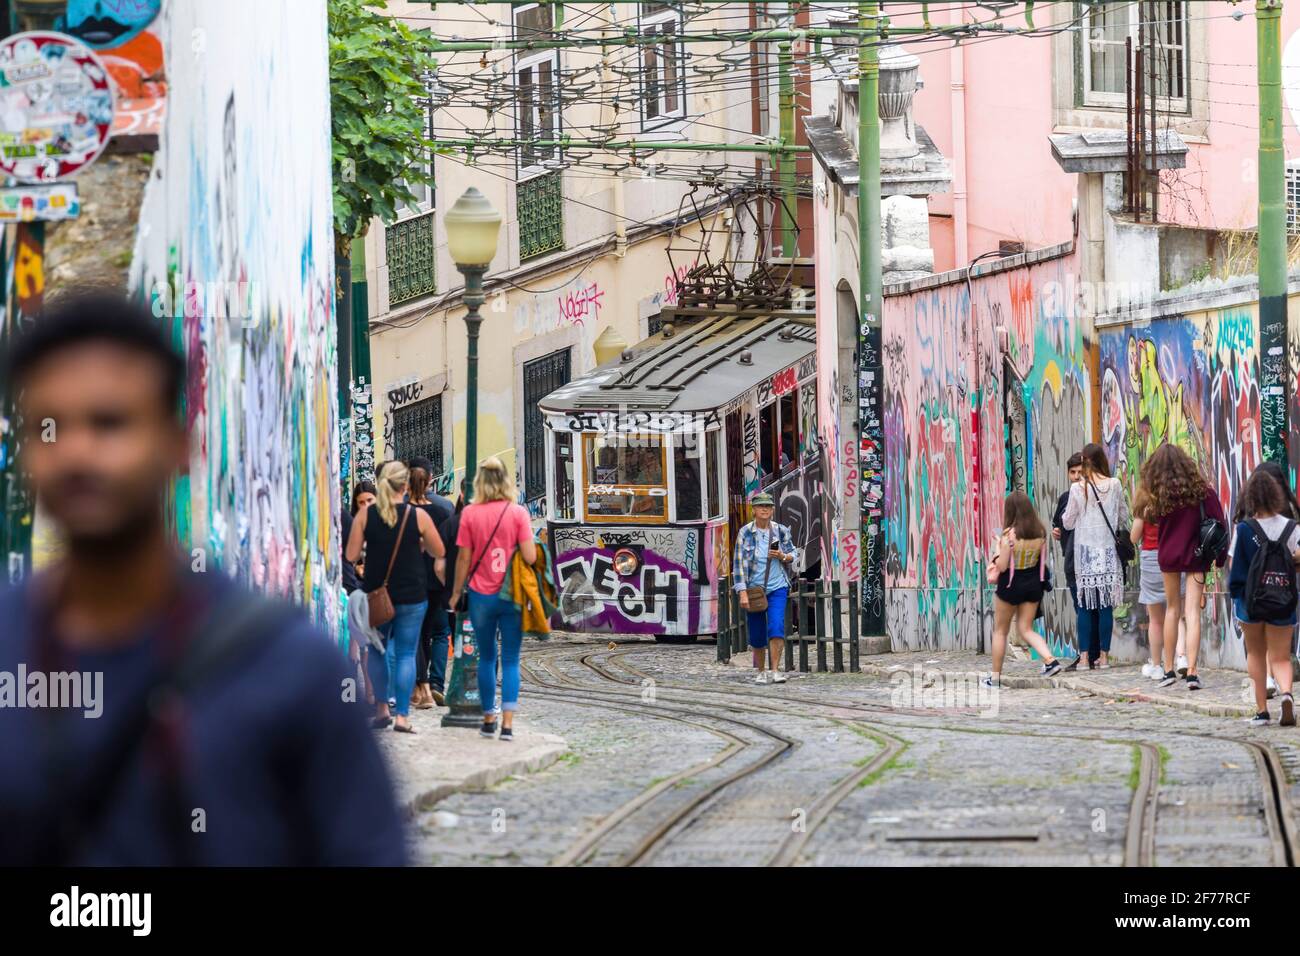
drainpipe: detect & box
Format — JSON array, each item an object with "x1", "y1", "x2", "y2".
[
  {"x1": 950, "y1": 28, "x2": 968, "y2": 264},
  {"x1": 602, "y1": 19, "x2": 628, "y2": 258},
  {"x1": 613, "y1": 169, "x2": 628, "y2": 258}
]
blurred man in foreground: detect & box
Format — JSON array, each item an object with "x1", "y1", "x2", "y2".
[{"x1": 0, "y1": 291, "x2": 406, "y2": 865}]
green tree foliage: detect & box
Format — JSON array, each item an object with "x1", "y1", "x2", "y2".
[{"x1": 329, "y1": 0, "x2": 438, "y2": 247}]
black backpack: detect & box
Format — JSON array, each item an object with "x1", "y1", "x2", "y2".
[{"x1": 1244, "y1": 518, "x2": 1299, "y2": 622}]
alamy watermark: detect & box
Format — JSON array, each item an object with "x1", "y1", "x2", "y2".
[
  {"x1": 0, "y1": 666, "x2": 102, "y2": 718},
  {"x1": 889, "y1": 664, "x2": 999, "y2": 718}
]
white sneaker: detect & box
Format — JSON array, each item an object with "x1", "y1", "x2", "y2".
[
  {"x1": 1176, "y1": 654, "x2": 1189, "y2": 676},
  {"x1": 770, "y1": 669, "x2": 787, "y2": 684},
  {"x1": 1267, "y1": 675, "x2": 1279, "y2": 700},
  {"x1": 1141, "y1": 663, "x2": 1157, "y2": 679},
  {"x1": 754, "y1": 671, "x2": 769, "y2": 684},
  {"x1": 1149, "y1": 665, "x2": 1165, "y2": 682}
]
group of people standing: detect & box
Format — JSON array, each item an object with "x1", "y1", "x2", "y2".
[
  {"x1": 987, "y1": 440, "x2": 1300, "y2": 725},
  {"x1": 343, "y1": 456, "x2": 536, "y2": 740}
]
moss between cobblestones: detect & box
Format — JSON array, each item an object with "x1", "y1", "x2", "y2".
[{"x1": 1158, "y1": 744, "x2": 1172, "y2": 784}]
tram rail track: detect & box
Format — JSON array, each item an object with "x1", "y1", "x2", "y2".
[{"x1": 515, "y1": 639, "x2": 1298, "y2": 866}]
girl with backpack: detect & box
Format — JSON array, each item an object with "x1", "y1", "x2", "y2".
[
  {"x1": 1060, "y1": 443, "x2": 1131, "y2": 670},
  {"x1": 447, "y1": 458, "x2": 537, "y2": 741},
  {"x1": 1141, "y1": 443, "x2": 1229, "y2": 691},
  {"x1": 1227, "y1": 468, "x2": 1300, "y2": 725},
  {"x1": 1232, "y1": 461, "x2": 1300, "y2": 700},
  {"x1": 984, "y1": 492, "x2": 1063, "y2": 687}
]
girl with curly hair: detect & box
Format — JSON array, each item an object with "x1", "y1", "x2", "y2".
[
  {"x1": 1061, "y1": 443, "x2": 1130, "y2": 669},
  {"x1": 1142, "y1": 442, "x2": 1228, "y2": 691}
]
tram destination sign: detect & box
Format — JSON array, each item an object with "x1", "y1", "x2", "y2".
[{"x1": 560, "y1": 409, "x2": 722, "y2": 434}]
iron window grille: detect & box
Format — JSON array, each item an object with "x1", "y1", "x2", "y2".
[
  {"x1": 518, "y1": 170, "x2": 564, "y2": 260},
  {"x1": 389, "y1": 393, "x2": 444, "y2": 479},
  {"x1": 1288, "y1": 163, "x2": 1300, "y2": 237},
  {"x1": 385, "y1": 210, "x2": 437, "y2": 307},
  {"x1": 523, "y1": 348, "x2": 571, "y2": 501}
]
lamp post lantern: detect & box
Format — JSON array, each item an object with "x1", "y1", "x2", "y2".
[{"x1": 441, "y1": 186, "x2": 502, "y2": 729}]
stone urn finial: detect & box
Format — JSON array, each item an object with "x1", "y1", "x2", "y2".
[{"x1": 878, "y1": 43, "x2": 921, "y2": 160}]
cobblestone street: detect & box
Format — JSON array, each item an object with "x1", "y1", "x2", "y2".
[{"x1": 407, "y1": 635, "x2": 1300, "y2": 867}]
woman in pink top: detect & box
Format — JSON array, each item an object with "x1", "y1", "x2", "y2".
[{"x1": 448, "y1": 457, "x2": 537, "y2": 741}]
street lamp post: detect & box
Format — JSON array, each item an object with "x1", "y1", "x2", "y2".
[{"x1": 441, "y1": 186, "x2": 502, "y2": 729}]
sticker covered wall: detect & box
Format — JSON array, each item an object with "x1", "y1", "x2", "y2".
[{"x1": 130, "y1": 1, "x2": 339, "y2": 628}]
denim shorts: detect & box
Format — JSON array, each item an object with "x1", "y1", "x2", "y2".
[{"x1": 1233, "y1": 597, "x2": 1298, "y2": 628}]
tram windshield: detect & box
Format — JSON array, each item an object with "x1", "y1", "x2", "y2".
[{"x1": 583, "y1": 433, "x2": 669, "y2": 521}]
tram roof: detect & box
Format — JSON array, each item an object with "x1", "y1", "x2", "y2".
[{"x1": 538, "y1": 308, "x2": 816, "y2": 417}]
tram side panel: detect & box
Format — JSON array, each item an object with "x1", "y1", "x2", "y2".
[{"x1": 547, "y1": 523, "x2": 726, "y2": 637}]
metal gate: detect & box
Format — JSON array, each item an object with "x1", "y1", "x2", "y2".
[
  {"x1": 523, "y1": 348, "x2": 571, "y2": 501},
  {"x1": 390, "y1": 393, "x2": 444, "y2": 481}
]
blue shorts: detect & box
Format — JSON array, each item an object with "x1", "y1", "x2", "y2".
[
  {"x1": 746, "y1": 586, "x2": 789, "y2": 649},
  {"x1": 1233, "y1": 597, "x2": 1298, "y2": 628}
]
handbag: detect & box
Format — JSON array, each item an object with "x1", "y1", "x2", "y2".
[
  {"x1": 1195, "y1": 496, "x2": 1230, "y2": 564},
  {"x1": 456, "y1": 501, "x2": 511, "y2": 615},
  {"x1": 367, "y1": 504, "x2": 412, "y2": 628},
  {"x1": 743, "y1": 527, "x2": 778, "y2": 613},
  {"x1": 1090, "y1": 480, "x2": 1135, "y2": 565}
]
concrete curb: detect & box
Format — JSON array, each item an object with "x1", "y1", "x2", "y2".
[
  {"x1": 402, "y1": 735, "x2": 569, "y2": 818},
  {"x1": 860, "y1": 658, "x2": 1257, "y2": 719}
]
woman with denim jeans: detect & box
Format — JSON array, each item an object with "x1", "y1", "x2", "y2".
[
  {"x1": 1061, "y1": 443, "x2": 1129, "y2": 670},
  {"x1": 448, "y1": 458, "x2": 537, "y2": 741},
  {"x1": 732, "y1": 491, "x2": 798, "y2": 685},
  {"x1": 346, "y1": 461, "x2": 446, "y2": 733}
]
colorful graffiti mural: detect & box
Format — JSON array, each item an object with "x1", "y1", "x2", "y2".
[
  {"x1": 61, "y1": 0, "x2": 166, "y2": 139},
  {"x1": 130, "y1": 2, "x2": 339, "y2": 628},
  {"x1": 881, "y1": 249, "x2": 1088, "y2": 655},
  {"x1": 1098, "y1": 309, "x2": 1261, "y2": 668}
]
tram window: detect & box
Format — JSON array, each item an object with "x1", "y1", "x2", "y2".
[
  {"x1": 583, "y1": 434, "x2": 668, "y2": 522},
  {"x1": 778, "y1": 391, "x2": 797, "y2": 473},
  {"x1": 759, "y1": 402, "x2": 777, "y2": 481},
  {"x1": 706, "y1": 430, "x2": 721, "y2": 519},
  {"x1": 553, "y1": 432, "x2": 575, "y2": 520},
  {"x1": 673, "y1": 436, "x2": 702, "y2": 522}
]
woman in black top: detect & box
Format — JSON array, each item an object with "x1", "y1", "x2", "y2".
[
  {"x1": 409, "y1": 465, "x2": 455, "y2": 708},
  {"x1": 346, "y1": 461, "x2": 445, "y2": 732}
]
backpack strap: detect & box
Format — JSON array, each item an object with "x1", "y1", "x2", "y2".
[{"x1": 36, "y1": 590, "x2": 299, "y2": 865}]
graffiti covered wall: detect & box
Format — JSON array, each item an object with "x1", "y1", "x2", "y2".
[
  {"x1": 130, "y1": 1, "x2": 339, "y2": 627},
  {"x1": 881, "y1": 247, "x2": 1088, "y2": 655},
  {"x1": 1098, "y1": 308, "x2": 1261, "y2": 668}
]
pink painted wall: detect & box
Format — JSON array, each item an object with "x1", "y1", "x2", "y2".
[{"x1": 885, "y1": 4, "x2": 1300, "y2": 272}]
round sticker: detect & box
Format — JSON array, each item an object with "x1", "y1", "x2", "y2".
[
  {"x1": 463, "y1": 643, "x2": 475, "y2": 656},
  {"x1": 0, "y1": 32, "x2": 114, "y2": 183}
]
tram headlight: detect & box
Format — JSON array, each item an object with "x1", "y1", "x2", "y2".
[{"x1": 613, "y1": 548, "x2": 639, "y2": 577}]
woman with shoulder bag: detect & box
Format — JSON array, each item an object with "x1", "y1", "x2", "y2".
[
  {"x1": 447, "y1": 458, "x2": 537, "y2": 742},
  {"x1": 731, "y1": 491, "x2": 799, "y2": 685},
  {"x1": 1061, "y1": 443, "x2": 1131, "y2": 670},
  {"x1": 1142, "y1": 442, "x2": 1229, "y2": 691},
  {"x1": 984, "y1": 492, "x2": 1062, "y2": 688},
  {"x1": 346, "y1": 461, "x2": 445, "y2": 732}
]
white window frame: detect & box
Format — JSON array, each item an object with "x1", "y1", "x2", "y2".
[
  {"x1": 395, "y1": 85, "x2": 435, "y2": 220},
  {"x1": 1080, "y1": 1, "x2": 1189, "y2": 114},
  {"x1": 514, "y1": 2, "x2": 562, "y2": 180},
  {"x1": 639, "y1": 2, "x2": 686, "y2": 129}
]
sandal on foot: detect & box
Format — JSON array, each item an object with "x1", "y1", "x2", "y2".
[
  {"x1": 371, "y1": 716, "x2": 393, "y2": 730},
  {"x1": 393, "y1": 721, "x2": 417, "y2": 734}
]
